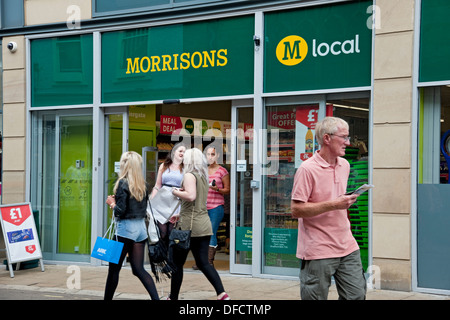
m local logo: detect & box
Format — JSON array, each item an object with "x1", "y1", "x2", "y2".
[{"x1": 276, "y1": 34, "x2": 361, "y2": 66}]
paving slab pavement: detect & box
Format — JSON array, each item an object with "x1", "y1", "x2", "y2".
[{"x1": 1, "y1": 263, "x2": 449, "y2": 301}]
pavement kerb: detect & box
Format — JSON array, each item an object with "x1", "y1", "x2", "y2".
[{"x1": 1, "y1": 263, "x2": 450, "y2": 300}]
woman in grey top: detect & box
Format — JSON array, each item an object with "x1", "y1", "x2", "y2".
[{"x1": 169, "y1": 148, "x2": 230, "y2": 300}]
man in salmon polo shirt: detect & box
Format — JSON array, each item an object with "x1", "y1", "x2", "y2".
[{"x1": 291, "y1": 116, "x2": 366, "y2": 300}]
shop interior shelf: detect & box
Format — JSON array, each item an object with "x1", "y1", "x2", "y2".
[{"x1": 345, "y1": 149, "x2": 370, "y2": 271}]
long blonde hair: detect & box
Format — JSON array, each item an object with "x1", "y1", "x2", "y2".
[
  {"x1": 183, "y1": 148, "x2": 208, "y2": 181},
  {"x1": 113, "y1": 151, "x2": 146, "y2": 201}
]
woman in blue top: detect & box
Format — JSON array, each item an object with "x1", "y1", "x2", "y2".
[{"x1": 150, "y1": 142, "x2": 186, "y2": 245}]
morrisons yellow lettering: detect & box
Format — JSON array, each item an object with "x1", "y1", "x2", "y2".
[
  {"x1": 126, "y1": 57, "x2": 140, "y2": 74},
  {"x1": 202, "y1": 50, "x2": 215, "y2": 68},
  {"x1": 151, "y1": 56, "x2": 161, "y2": 72},
  {"x1": 162, "y1": 55, "x2": 172, "y2": 71},
  {"x1": 180, "y1": 52, "x2": 190, "y2": 70},
  {"x1": 125, "y1": 49, "x2": 228, "y2": 74},
  {"x1": 172, "y1": 54, "x2": 179, "y2": 71},
  {"x1": 217, "y1": 49, "x2": 227, "y2": 66},
  {"x1": 191, "y1": 52, "x2": 202, "y2": 69},
  {"x1": 140, "y1": 56, "x2": 150, "y2": 73}
]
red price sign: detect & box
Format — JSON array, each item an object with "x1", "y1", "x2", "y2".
[
  {"x1": 25, "y1": 245, "x2": 36, "y2": 254},
  {"x1": 296, "y1": 106, "x2": 319, "y2": 129},
  {"x1": 160, "y1": 115, "x2": 182, "y2": 135},
  {"x1": 1, "y1": 205, "x2": 31, "y2": 226}
]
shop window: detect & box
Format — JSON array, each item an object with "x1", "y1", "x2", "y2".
[
  {"x1": 94, "y1": 0, "x2": 222, "y2": 16},
  {"x1": 330, "y1": 97, "x2": 370, "y2": 271},
  {"x1": 418, "y1": 86, "x2": 450, "y2": 184},
  {"x1": 0, "y1": 0, "x2": 24, "y2": 29},
  {"x1": 417, "y1": 86, "x2": 450, "y2": 290},
  {"x1": 263, "y1": 96, "x2": 370, "y2": 275}
]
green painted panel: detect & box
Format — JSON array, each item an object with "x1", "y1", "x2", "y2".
[
  {"x1": 101, "y1": 15, "x2": 254, "y2": 103},
  {"x1": 30, "y1": 34, "x2": 93, "y2": 107},
  {"x1": 264, "y1": 228, "x2": 297, "y2": 254},
  {"x1": 418, "y1": 184, "x2": 450, "y2": 290},
  {"x1": 264, "y1": 1, "x2": 372, "y2": 93},
  {"x1": 419, "y1": 0, "x2": 450, "y2": 82},
  {"x1": 236, "y1": 226, "x2": 252, "y2": 252},
  {"x1": 58, "y1": 116, "x2": 93, "y2": 254}
]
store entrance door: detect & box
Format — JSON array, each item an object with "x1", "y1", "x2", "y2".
[
  {"x1": 32, "y1": 111, "x2": 93, "y2": 262},
  {"x1": 103, "y1": 107, "x2": 128, "y2": 236},
  {"x1": 230, "y1": 105, "x2": 254, "y2": 274}
]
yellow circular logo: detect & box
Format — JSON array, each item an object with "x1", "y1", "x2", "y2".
[
  {"x1": 276, "y1": 35, "x2": 308, "y2": 66},
  {"x1": 212, "y1": 121, "x2": 221, "y2": 131}
]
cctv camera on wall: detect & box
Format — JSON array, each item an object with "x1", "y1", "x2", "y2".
[{"x1": 7, "y1": 41, "x2": 18, "y2": 53}]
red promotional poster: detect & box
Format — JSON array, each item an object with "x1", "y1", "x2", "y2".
[
  {"x1": 1, "y1": 205, "x2": 31, "y2": 227},
  {"x1": 295, "y1": 105, "x2": 334, "y2": 167},
  {"x1": 295, "y1": 105, "x2": 320, "y2": 168},
  {"x1": 295, "y1": 106, "x2": 319, "y2": 129},
  {"x1": 0, "y1": 203, "x2": 43, "y2": 271},
  {"x1": 25, "y1": 245, "x2": 37, "y2": 254},
  {"x1": 268, "y1": 110, "x2": 296, "y2": 130},
  {"x1": 160, "y1": 115, "x2": 183, "y2": 135}
]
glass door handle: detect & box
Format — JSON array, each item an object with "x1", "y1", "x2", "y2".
[{"x1": 250, "y1": 180, "x2": 260, "y2": 189}]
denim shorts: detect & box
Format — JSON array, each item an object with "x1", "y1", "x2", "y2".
[{"x1": 115, "y1": 218, "x2": 148, "y2": 242}]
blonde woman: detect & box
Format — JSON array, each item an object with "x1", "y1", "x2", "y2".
[
  {"x1": 104, "y1": 151, "x2": 159, "y2": 300},
  {"x1": 169, "y1": 148, "x2": 230, "y2": 300}
]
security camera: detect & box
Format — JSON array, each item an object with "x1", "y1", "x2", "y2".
[
  {"x1": 253, "y1": 35, "x2": 261, "y2": 47},
  {"x1": 7, "y1": 41, "x2": 18, "y2": 53}
]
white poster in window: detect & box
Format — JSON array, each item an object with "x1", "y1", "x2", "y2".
[{"x1": 295, "y1": 106, "x2": 319, "y2": 168}]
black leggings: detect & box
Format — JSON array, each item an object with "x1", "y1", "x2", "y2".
[
  {"x1": 169, "y1": 235, "x2": 225, "y2": 300},
  {"x1": 104, "y1": 236, "x2": 159, "y2": 300}
]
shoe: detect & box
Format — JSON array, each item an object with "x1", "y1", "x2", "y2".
[
  {"x1": 217, "y1": 292, "x2": 231, "y2": 300},
  {"x1": 192, "y1": 264, "x2": 199, "y2": 270}
]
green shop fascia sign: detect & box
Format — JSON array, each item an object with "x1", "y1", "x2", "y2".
[
  {"x1": 419, "y1": 0, "x2": 450, "y2": 83},
  {"x1": 264, "y1": 0, "x2": 373, "y2": 93},
  {"x1": 30, "y1": 34, "x2": 94, "y2": 108},
  {"x1": 102, "y1": 15, "x2": 255, "y2": 103}
]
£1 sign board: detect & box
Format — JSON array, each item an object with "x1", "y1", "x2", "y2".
[{"x1": 0, "y1": 203, "x2": 43, "y2": 264}]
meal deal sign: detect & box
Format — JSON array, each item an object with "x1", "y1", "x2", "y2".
[{"x1": 0, "y1": 203, "x2": 43, "y2": 263}]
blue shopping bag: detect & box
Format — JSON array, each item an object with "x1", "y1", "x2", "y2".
[{"x1": 91, "y1": 219, "x2": 124, "y2": 264}]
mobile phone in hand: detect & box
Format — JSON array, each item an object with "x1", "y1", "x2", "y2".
[{"x1": 345, "y1": 184, "x2": 374, "y2": 195}]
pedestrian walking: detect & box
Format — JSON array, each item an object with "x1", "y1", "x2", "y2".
[
  {"x1": 150, "y1": 142, "x2": 186, "y2": 246},
  {"x1": 104, "y1": 151, "x2": 159, "y2": 300},
  {"x1": 291, "y1": 116, "x2": 366, "y2": 300},
  {"x1": 205, "y1": 146, "x2": 229, "y2": 265},
  {"x1": 169, "y1": 148, "x2": 230, "y2": 300}
]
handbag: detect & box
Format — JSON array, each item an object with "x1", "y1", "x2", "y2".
[
  {"x1": 147, "y1": 200, "x2": 175, "y2": 282},
  {"x1": 147, "y1": 200, "x2": 159, "y2": 244},
  {"x1": 169, "y1": 228, "x2": 191, "y2": 250},
  {"x1": 91, "y1": 219, "x2": 124, "y2": 264},
  {"x1": 169, "y1": 202, "x2": 194, "y2": 251},
  {"x1": 150, "y1": 186, "x2": 181, "y2": 224}
]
